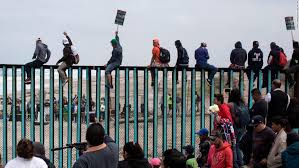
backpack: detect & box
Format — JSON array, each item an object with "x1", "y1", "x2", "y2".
[
  {"x1": 159, "y1": 47, "x2": 170, "y2": 63},
  {"x1": 219, "y1": 118, "x2": 236, "y2": 145},
  {"x1": 233, "y1": 103, "x2": 250, "y2": 128},
  {"x1": 278, "y1": 51, "x2": 287, "y2": 67},
  {"x1": 71, "y1": 46, "x2": 80, "y2": 64}
]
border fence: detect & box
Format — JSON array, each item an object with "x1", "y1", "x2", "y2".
[{"x1": 0, "y1": 64, "x2": 292, "y2": 167}]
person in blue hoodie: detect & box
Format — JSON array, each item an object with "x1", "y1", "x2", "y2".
[
  {"x1": 195, "y1": 42, "x2": 217, "y2": 86},
  {"x1": 246, "y1": 41, "x2": 263, "y2": 83},
  {"x1": 25, "y1": 38, "x2": 51, "y2": 84},
  {"x1": 282, "y1": 132, "x2": 299, "y2": 168}
]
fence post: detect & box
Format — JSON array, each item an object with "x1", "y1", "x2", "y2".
[
  {"x1": 181, "y1": 68, "x2": 187, "y2": 151},
  {"x1": 210, "y1": 73, "x2": 215, "y2": 132},
  {"x1": 21, "y1": 66, "x2": 26, "y2": 138},
  {"x1": 76, "y1": 67, "x2": 82, "y2": 159},
  {"x1": 153, "y1": 68, "x2": 158, "y2": 157},
  {"x1": 30, "y1": 67, "x2": 35, "y2": 141},
  {"x1": 143, "y1": 68, "x2": 149, "y2": 158},
  {"x1": 133, "y1": 68, "x2": 138, "y2": 143},
  {"x1": 67, "y1": 67, "x2": 73, "y2": 168},
  {"x1": 58, "y1": 72, "x2": 63, "y2": 167},
  {"x1": 49, "y1": 67, "x2": 54, "y2": 163},
  {"x1": 86, "y1": 67, "x2": 90, "y2": 126},
  {"x1": 248, "y1": 70, "x2": 254, "y2": 109},
  {"x1": 2, "y1": 66, "x2": 7, "y2": 164},
  {"x1": 125, "y1": 68, "x2": 129, "y2": 143},
  {"x1": 12, "y1": 66, "x2": 17, "y2": 159},
  {"x1": 96, "y1": 67, "x2": 101, "y2": 120},
  {"x1": 200, "y1": 69, "x2": 205, "y2": 129},
  {"x1": 162, "y1": 68, "x2": 168, "y2": 152},
  {"x1": 115, "y1": 68, "x2": 120, "y2": 146},
  {"x1": 40, "y1": 66, "x2": 45, "y2": 144},
  {"x1": 191, "y1": 69, "x2": 196, "y2": 146},
  {"x1": 172, "y1": 69, "x2": 177, "y2": 149}
]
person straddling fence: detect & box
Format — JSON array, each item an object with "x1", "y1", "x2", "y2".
[
  {"x1": 118, "y1": 142, "x2": 151, "y2": 168},
  {"x1": 5, "y1": 139, "x2": 47, "y2": 168},
  {"x1": 286, "y1": 40, "x2": 299, "y2": 88},
  {"x1": 24, "y1": 38, "x2": 51, "y2": 84},
  {"x1": 246, "y1": 41, "x2": 263, "y2": 83},
  {"x1": 149, "y1": 38, "x2": 169, "y2": 87},
  {"x1": 56, "y1": 32, "x2": 75, "y2": 86},
  {"x1": 72, "y1": 123, "x2": 118, "y2": 168},
  {"x1": 105, "y1": 31, "x2": 122, "y2": 89},
  {"x1": 175, "y1": 40, "x2": 189, "y2": 84},
  {"x1": 195, "y1": 42, "x2": 217, "y2": 86},
  {"x1": 262, "y1": 42, "x2": 287, "y2": 88},
  {"x1": 227, "y1": 41, "x2": 247, "y2": 86}
]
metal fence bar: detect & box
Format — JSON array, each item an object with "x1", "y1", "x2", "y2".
[
  {"x1": 210, "y1": 75, "x2": 215, "y2": 131},
  {"x1": 40, "y1": 67, "x2": 45, "y2": 144},
  {"x1": 267, "y1": 70, "x2": 272, "y2": 93},
  {"x1": 12, "y1": 66, "x2": 17, "y2": 158},
  {"x1": 49, "y1": 67, "x2": 54, "y2": 163},
  {"x1": 30, "y1": 68, "x2": 35, "y2": 141},
  {"x1": 248, "y1": 70, "x2": 254, "y2": 109},
  {"x1": 239, "y1": 70, "x2": 244, "y2": 96},
  {"x1": 181, "y1": 68, "x2": 187, "y2": 150},
  {"x1": 200, "y1": 70, "x2": 205, "y2": 129},
  {"x1": 220, "y1": 70, "x2": 224, "y2": 93},
  {"x1": 172, "y1": 69, "x2": 177, "y2": 149},
  {"x1": 96, "y1": 67, "x2": 101, "y2": 120},
  {"x1": 76, "y1": 68, "x2": 82, "y2": 159},
  {"x1": 258, "y1": 70, "x2": 263, "y2": 91},
  {"x1": 143, "y1": 69, "x2": 149, "y2": 158},
  {"x1": 133, "y1": 68, "x2": 138, "y2": 143},
  {"x1": 21, "y1": 66, "x2": 26, "y2": 138},
  {"x1": 162, "y1": 68, "x2": 167, "y2": 152},
  {"x1": 58, "y1": 73, "x2": 63, "y2": 167},
  {"x1": 2, "y1": 66, "x2": 7, "y2": 163},
  {"x1": 115, "y1": 68, "x2": 120, "y2": 146},
  {"x1": 191, "y1": 69, "x2": 196, "y2": 146},
  {"x1": 125, "y1": 68, "x2": 129, "y2": 143},
  {"x1": 153, "y1": 68, "x2": 158, "y2": 157},
  {"x1": 86, "y1": 68, "x2": 90, "y2": 126},
  {"x1": 104, "y1": 75, "x2": 109, "y2": 134},
  {"x1": 67, "y1": 68, "x2": 73, "y2": 168}
]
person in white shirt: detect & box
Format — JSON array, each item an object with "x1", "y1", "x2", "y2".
[{"x1": 5, "y1": 139, "x2": 47, "y2": 168}]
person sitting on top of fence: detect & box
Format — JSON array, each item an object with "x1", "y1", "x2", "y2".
[
  {"x1": 104, "y1": 31, "x2": 122, "y2": 89},
  {"x1": 118, "y1": 142, "x2": 151, "y2": 168},
  {"x1": 24, "y1": 38, "x2": 51, "y2": 84},
  {"x1": 5, "y1": 139, "x2": 47, "y2": 168}
]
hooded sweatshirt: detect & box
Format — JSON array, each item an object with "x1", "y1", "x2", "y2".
[
  {"x1": 290, "y1": 41, "x2": 299, "y2": 67},
  {"x1": 208, "y1": 142, "x2": 233, "y2": 168},
  {"x1": 230, "y1": 41, "x2": 247, "y2": 66},
  {"x1": 56, "y1": 36, "x2": 74, "y2": 66},
  {"x1": 195, "y1": 47, "x2": 209, "y2": 66},
  {"x1": 33, "y1": 42, "x2": 51, "y2": 63},
  {"x1": 282, "y1": 142, "x2": 299, "y2": 168},
  {"x1": 118, "y1": 158, "x2": 151, "y2": 168},
  {"x1": 268, "y1": 43, "x2": 283, "y2": 68},
  {"x1": 107, "y1": 35, "x2": 123, "y2": 65},
  {"x1": 176, "y1": 41, "x2": 189, "y2": 65},
  {"x1": 248, "y1": 47, "x2": 263, "y2": 70}
]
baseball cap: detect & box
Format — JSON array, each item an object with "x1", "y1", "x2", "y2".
[
  {"x1": 195, "y1": 128, "x2": 209, "y2": 136},
  {"x1": 182, "y1": 145, "x2": 194, "y2": 154},
  {"x1": 249, "y1": 115, "x2": 264, "y2": 127},
  {"x1": 149, "y1": 158, "x2": 161, "y2": 166}
]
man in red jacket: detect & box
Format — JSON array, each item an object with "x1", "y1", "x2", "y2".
[{"x1": 207, "y1": 131, "x2": 233, "y2": 168}]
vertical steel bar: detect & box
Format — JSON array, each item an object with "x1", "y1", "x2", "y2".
[
  {"x1": 143, "y1": 69, "x2": 149, "y2": 158},
  {"x1": 153, "y1": 68, "x2": 158, "y2": 157},
  {"x1": 49, "y1": 67, "x2": 54, "y2": 163},
  {"x1": 258, "y1": 70, "x2": 263, "y2": 91},
  {"x1": 104, "y1": 74, "x2": 109, "y2": 134},
  {"x1": 191, "y1": 69, "x2": 196, "y2": 146},
  {"x1": 125, "y1": 68, "x2": 129, "y2": 142},
  {"x1": 133, "y1": 68, "x2": 138, "y2": 143},
  {"x1": 67, "y1": 67, "x2": 73, "y2": 168},
  {"x1": 2, "y1": 66, "x2": 7, "y2": 163},
  {"x1": 172, "y1": 68, "x2": 177, "y2": 149},
  {"x1": 96, "y1": 67, "x2": 101, "y2": 120},
  {"x1": 21, "y1": 66, "x2": 26, "y2": 138},
  {"x1": 40, "y1": 66, "x2": 44, "y2": 144},
  {"x1": 86, "y1": 68, "x2": 90, "y2": 126},
  {"x1": 30, "y1": 68, "x2": 35, "y2": 141},
  {"x1": 115, "y1": 68, "x2": 120, "y2": 146},
  {"x1": 76, "y1": 68, "x2": 82, "y2": 159},
  {"x1": 181, "y1": 68, "x2": 187, "y2": 150},
  {"x1": 248, "y1": 70, "x2": 254, "y2": 109},
  {"x1": 201, "y1": 70, "x2": 205, "y2": 129},
  {"x1": 220, "y1": 70, "x2": 224, "y2": 93},
  {"x1": 12, "y1": 66, "x2": 17, "y2": 158},
  {"x1": 239, "y1": 70, "x2": 244, "y2": 96},
  {"x1": 267, "y1": 70, "x2": 272, "y2": 93},
  {"x1": 229, "y1": 69, "x2": 234, "y2": 88},
  {"x1": 162, "y1": 68, "x2": 167, "y2": 151},
  {"x1": 58, "y1": 72, "x2": 63, "y2": 167},
  {"x1": 210, "y1": 73, "x2": 215, "y2": 131}
]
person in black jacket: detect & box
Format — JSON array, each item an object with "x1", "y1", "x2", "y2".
[
  {"x1": 118, "y1": 142, "x2": 151, "y2": 168},
  {"x1": 227, "y1": 41, "x2": 247, "y2": 86},
  {"x1": 262, "y1": 42, "x2": 284, "y2": 88},
  {"x1": 246, "y1": 41, "x2": 263, "y2": 83},
  {"x1": 105, "y1": 31, "x2": 122, "y2": 89},
  {"x1": 175, "y1": 40, "x2": 189, "y2": 83},
  {"x1": 286, "y1": 41, "x2": 299, "y2": 88},
  {"x1": 56, "y1": 32, "x2": 74, "y2": 86}
]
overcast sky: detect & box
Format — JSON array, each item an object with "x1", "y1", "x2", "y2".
[{"x1": 0, "y1": 0, "x2": 297, "y2": 67}]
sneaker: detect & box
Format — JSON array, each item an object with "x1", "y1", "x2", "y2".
[
  {"x1": 206, "y1": 79, "x2": 212, "y2": 86},
  {"x1": 24, "y1": 78, "x2": 31, "y2": 84},
  {"x1": 62, "y1": 79, "x2": 68, "y2": 86}
]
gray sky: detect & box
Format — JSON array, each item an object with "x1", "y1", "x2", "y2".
[{"x1": 0, "y1": 0, "x2": 297, "y2": 67}]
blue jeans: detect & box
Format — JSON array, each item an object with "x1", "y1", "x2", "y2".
[{"x1": 196, "y1": 63, "x2": 218, "y2": 81}]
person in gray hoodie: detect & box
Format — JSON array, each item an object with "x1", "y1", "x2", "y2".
[{"x1": 24, "y1": 38, "x2": 51, "y2": 84}]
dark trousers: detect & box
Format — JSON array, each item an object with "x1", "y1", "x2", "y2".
[
  {"x1": 246, "y1": 67, "x2": 261, "y2": 83},
  {"x1": 262, "y1": 65, "x2": 281, "y2": 87},
  {"x1": 175, "y1": 64, "x2": 188, "y2": 82},
  {"x1": 286, "y1": 65, "x2": 299, "y2": 83},
  {"x1": 195, "y1": 63, "x2": 218, "y2": 81},
  {"x1": 24, "y1": 59, "x2": 44, "y2": 78}
]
